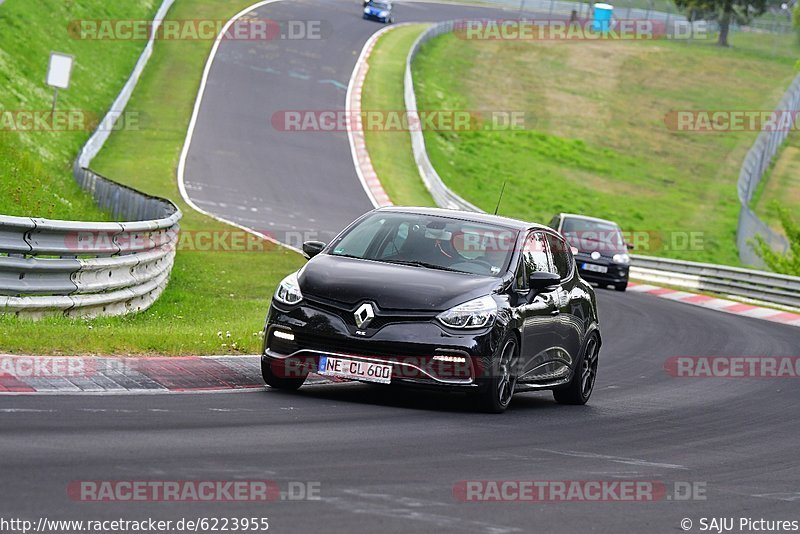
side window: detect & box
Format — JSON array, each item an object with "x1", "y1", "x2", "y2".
[
  {"x1": 546, "y1": 233, "x2": 573, "y2": 280},
  {"x1": 517, "y1": 232, "x2": 554, "y2": 289}
]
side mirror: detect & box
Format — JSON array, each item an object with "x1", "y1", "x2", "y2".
[
  {"x1": 528, "y1": 271, "x2": 561, "y2": 298},
  {"x1": 302, "y1": 240, "x2": 327, "y2": 259}
]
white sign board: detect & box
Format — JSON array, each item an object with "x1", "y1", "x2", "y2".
[{"x1": 47, "y1": 52, "x2": 74, "y2": 90}]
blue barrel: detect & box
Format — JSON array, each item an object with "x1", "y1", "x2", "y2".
[{"x1": 592, "y1": 3, "x2": 614, "y2": 32}]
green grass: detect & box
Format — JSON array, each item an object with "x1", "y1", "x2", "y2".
[
  {"x1": 0, "y1": 0, "x2": 159, "y2": 220},
  {"x1": 0, "y1": 0, "x2": 304, "y2": 355},
  {"x1": 410, "y1": 32, "x2": 799, "y2": 265},
  {"x1": 362, "y1": 24, "x2": 435, "y2": 207},
  {"x1": 753, "y1": 129, "x2": 800, "y2": 235}
]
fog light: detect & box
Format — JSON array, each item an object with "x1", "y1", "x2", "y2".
[
  {"x1": 433, "y1": 355, "x2": 467, "y2": 363},
  {"x1": 273, "y1": 330, "x2": 295, "y2": 341}
]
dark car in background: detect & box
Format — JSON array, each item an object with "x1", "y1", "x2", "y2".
[
  {"x1": 362, "y1": 0, "x2": 394, "y2": 23},
  {"x1": 261, "y1": 207, "x2": 601, "y2": 413},
  {"x1": 548, "y1": 213, "x2": 631, "y2": 292}
]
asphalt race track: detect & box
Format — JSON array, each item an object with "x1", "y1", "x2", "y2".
[
  {"x1": 182, "y1": 0, "x2": 535, "y2": 244},
  {"x1": 2, "y1": 1, "x2": 799, "y2": 533},
  {"x1": 2, "y1": 292, "x2": 799, "y2": 532}
]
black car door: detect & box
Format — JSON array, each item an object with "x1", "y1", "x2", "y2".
[
  {"x1": 515, "y1": 231, "x2": 563, "y2": 383},
  {"x1": 545, "y1": 232, "x2": 585, "y2": 364}
]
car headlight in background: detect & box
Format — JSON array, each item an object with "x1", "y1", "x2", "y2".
[
  {"x1": 274, "y1": 272, "x2": 303, "y2": 305},
  {"x1": 364, "y1": 7, "x2": 370, "y2": 13},
  {"x1": 612, "y1": 253, "x2": 630, "y2": 264},
  {"x1": 437, "y1": 295, "x2": 497, "y2": 329},
  {"x1": 379, "y1": 10, "x2": 389, "y2": 16}
]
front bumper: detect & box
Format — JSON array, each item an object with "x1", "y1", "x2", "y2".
[
  {"x1": 362, "y1": 12, "x2": 389, "y2": 21},
  {"x1": 263, "y1": 298, "x2": 501, "y2": 388},
  {"x1": 575, "y1": 256, "x2": 629, "y2": 285}
]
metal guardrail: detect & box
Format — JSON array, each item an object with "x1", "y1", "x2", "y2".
[
  {"x1": 405, "y1": 21, "x2": 482, "y2": 212},
  {"x1": 630, "y1": 255, "x2": 800, "y2": 309},
  {"x1": 0, "y1": 169, "x2": 180, "y2": 318},
  {"x1": 735, "y1": 74, "x2": 799, "y2": 267},
  {"x1": 405, "y1": 21, "x2": 800, "y2": 308},
  {"x1": 0, "y1": 0, "x2": 181, "y2": 319},
  {"x1": 76, "y1": 0, "x2": 176, "y2": 169}
]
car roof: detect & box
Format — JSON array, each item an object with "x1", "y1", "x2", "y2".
[
  {"x1": 376, "y1": 206, "x2": 548, "y2": 232},
  {"x1": 557, "y1": 213, "x2": 620, "y2": 226}
]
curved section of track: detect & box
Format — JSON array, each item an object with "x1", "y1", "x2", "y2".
[
  {"x1": 181, "y1": 0, "x2": 522, "y2": 243},
  {"x1": 2, "y1": 2, "x2": 798, "y2": 532},
  {"x1": 2, "y1": 294, "x2": 798, "y2": 531}
]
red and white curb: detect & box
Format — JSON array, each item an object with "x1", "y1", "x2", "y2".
[
  {"x1": 0, "y1": 355, "x2": 327, "y2": 394},
  {"x1": 628, "y1": 282, "x2": 800, "y2": 328},
  {"x1": 346, "y1": 26, "x2": 407, "y2": 208}
]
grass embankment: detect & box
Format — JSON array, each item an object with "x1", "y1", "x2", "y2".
[
  {"x1": 361, "y1": 24, "x2": 435, "y2": 206},
  {"x1": 0, "y1": 0, "x2": 159, "y2": 220},
  {"x1": 1, "y1": 0, "x2": 303, "y2": 355},
  {"x1": 410, "y1": 32, "x2": 798, "y2": 266},
  {"x1": 753, "y1": 129, "x2": 800, "y2": 235}
]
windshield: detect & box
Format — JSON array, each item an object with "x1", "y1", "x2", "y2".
[
  {"x1": 329, "y1": 212, "x2": 518, "y2": 277},
  {"x1": 561, "y1": 217, "x2": 626, "y2": 253},
  {"x1": 368, "y1": 1, "x2": 390, "y2": 8}
]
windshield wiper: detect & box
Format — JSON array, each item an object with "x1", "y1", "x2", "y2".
[{"x1": 382, "y1": 259, "x2": 461, "y2": 273}]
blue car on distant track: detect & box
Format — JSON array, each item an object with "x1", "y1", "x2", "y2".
[{"x1": 362, "y1": 0, "x2": 394, "y2": 23}]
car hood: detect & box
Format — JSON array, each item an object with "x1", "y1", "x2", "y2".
[{"x1": 299, "y1": 255, "x2": 505, "y2": 311}]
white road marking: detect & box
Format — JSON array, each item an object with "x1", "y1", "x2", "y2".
[
  {"x1": 535, "y1": 448, "x2": 688, "y2": 470},
  {"x1": 175, "y1": 0, "x2": 304, "y2": 255}
]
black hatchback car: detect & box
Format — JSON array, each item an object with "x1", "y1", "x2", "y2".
[
  {"x1": 262, "y1": 207, "x2": 601, "y2": 413},
  {"x1": 548, "y1": 213, "x2": 631, "y2": 292}
]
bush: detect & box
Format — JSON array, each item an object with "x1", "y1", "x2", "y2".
[
  {"x1": 754, "y1": 204, "x2": 800, "y2": 275},
  {"x1": 794, "y1": 3, "x2": 800, "y2": 43}
]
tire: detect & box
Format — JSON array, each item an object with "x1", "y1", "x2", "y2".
[
  {"x1": 474, "y1": 334, "x2": 518, "y2": 413},
  {"x1": 261, "y1": 358, "x2": 307, "y2": 391},
  {"x1": 553, "y1": 333, "x2": 599, "y2": 405},
  {"x1": 614, "y1": 282, "x2": 627, "y2": 292}
]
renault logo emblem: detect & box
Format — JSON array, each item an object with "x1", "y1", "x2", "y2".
[{"x1": 354, "y1": 302, "x2": 375, "y2": 329}]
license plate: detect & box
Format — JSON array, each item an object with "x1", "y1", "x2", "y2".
[
  {"x1": 318, "y1": 355, "x2": 392, "y2": 384},
  {"x1": 582, "y1": 263, "x2": 608, "y2": 273}
]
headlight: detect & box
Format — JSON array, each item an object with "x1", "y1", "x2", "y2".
[
  {"x1": 437, "y1": 295, "x2": 497, "y2": 329},
  {"x1": 379, "y1": 10, "x2": 388, "y2": 16},
  {"x1": 612, "y1": 253, "x2": 630, "y2": 264},
  {"x1": 274, "y1": 272, "x2": 303, "y2": 305},
  {"x1": 364, "y1": 7, "x2": 370, "y2": 12}
]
